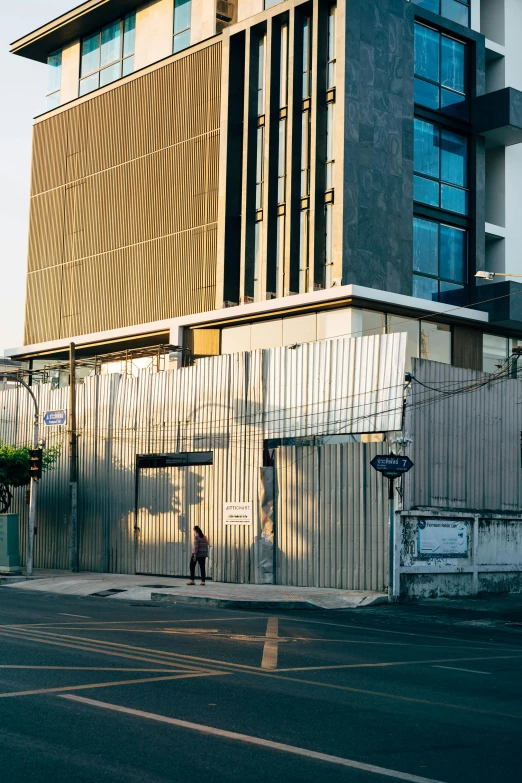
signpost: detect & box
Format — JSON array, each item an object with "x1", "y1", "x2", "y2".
[
  {"x1": 43, "y1": 410, "x2": 67, "y2": 427},
  {"x1": 371, "y1": 454, "x2": 414, "y2": 602}
]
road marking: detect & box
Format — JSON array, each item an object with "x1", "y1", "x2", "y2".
[
  {"x1": 433, "y1": 666, "x2": 490, "y2": 675},
  {"x1": 278, "y1": 617, "x2": 514, "y2": 649},
  {"x1": 261, "y1": 618, "x2": 279, "y2": 670},
  {"x1": 255, "y1": 671, "x2": 522, "y2": 720},
  {"x1": 60, "y1": 694, "x2": 447, "y2": 783},
  {"x1": 59, "y1": 613, "x2": 91, "y2": 619},
  {"x1": 0, "y1": 666, "x2": 182, "y2": 672},
  {"x1": 274, "y1": 653, "x2": 522, "y2": 673},
  {"x1": 2, "y1": 628, "x2": 519, "y2": 719},
  {"x1": 0, "y1": 617, "x2": 263, "y2": 629},
  {"x1": 0, "y1": 671, "x2": 228, "y2": 699}
]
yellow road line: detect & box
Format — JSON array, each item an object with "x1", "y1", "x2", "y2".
[
  {"x1": 0, "y1": 666, "x2": 184, "y2": 672},
  {"x1": 59, "y1": 694, "x2": 448, "y2": 783},
  {"x1": 261, "y1": 618, "x2": 279, "y2": 670},
  {"x1": 0, "y1": 671, "x2": 228, "y2": 700}
]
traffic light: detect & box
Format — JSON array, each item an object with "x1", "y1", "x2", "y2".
[{"x1": 29, "y1": 448, "x2": 43, "y2": 480}]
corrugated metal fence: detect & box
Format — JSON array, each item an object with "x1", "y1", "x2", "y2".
[
  {"x1": 403, "y1": 358, "x2": 522, "y2": 512},
  {"x1": 275, "y1": 443, "x2": 388, "y2": 590},
  {"x1": 0, "y1": 333, "x2": 406, "y2": 584}
]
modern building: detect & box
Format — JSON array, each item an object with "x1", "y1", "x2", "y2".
[{"x1": 7, "y1": 0, "x2": 522, "y2": 374}]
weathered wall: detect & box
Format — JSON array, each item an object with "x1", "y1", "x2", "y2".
[
  {"x1": 398, "y1": 510, "x2": 522, "y2": 599},
  {"x1": 25, "y1": 41, "x2": 221, "y2": 344}
]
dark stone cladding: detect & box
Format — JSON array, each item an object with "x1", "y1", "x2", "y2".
[
  {"x1": 342, "y1": 0, "x2": 415, "y2": 296},
  {"x1": 341, "y1": 0, "x2": 487, "y2": 300}
]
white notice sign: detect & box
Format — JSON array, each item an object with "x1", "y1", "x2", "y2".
[
  {"x1": 418, "y1": 519, "x2": 468, "y2": 558},
  {"x1": 224, "y1": 502, "x2": 253, "y2": 525}
]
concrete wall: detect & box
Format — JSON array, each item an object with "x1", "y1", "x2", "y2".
[
  {"x1": 135, "y1": 0, "x2": 175, "y2": 70},
  {"x1": 191, "y1": 0, "x2": 217, "y2": 45},
  {"x1": 398, "y1": 511, "x2": 522, "y2": 599},
  {"x1": 238, "y1": 0, "x2": 263, "y2": 23}
]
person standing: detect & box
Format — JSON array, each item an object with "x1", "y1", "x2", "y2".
[{"x1": 187, "y1": 526, "x2": 209, "y2": 585}]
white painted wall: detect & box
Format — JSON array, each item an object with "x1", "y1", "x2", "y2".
[
  {"x1": 503, "y1": 0, "x2": 522, "y2": 278},
  {"x1": 134, "y1": 0, "x2": 175, "y2": 71},
  {"x1": 60, "y1": 39, "x2": 80, "y2": 104}
]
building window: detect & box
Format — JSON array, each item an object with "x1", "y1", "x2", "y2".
[
  {"x1": 409, "y1": 0, "x2": 470, "y2": 27},
  {"x1": 299, "y1": 16, "x2": 312, "y2": 293},
  {"x1": 413, "y1": 217, "x2": 466, "y2": 302},
  {"x1": 322, "y1": 5, "x2": 336, "y2": 290},
  {"x1": 264, "y1": 0, "x2": 285, "y2": 7},
  {"x1": 414, "y1": 119, "x2": 468, "y2": 215},
  {"x1": 173, "y1": 0, "x2": 192, "y2": 53},
  {"x1": 483, "y1": 335, "x2": 522, "y2": 374},
  {"x1": 80, "y1": 13, "x2": 135, "y2": 96},
  {"x1": 46, "y1": 49, "x2": 62, "y2": 109},
  {"x1": 414, "y1": 23, "x2": 466, "y2": 117}
]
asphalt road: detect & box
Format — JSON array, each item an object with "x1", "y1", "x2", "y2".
[{"x1": 1, "y1": 590, "x2": 521, "y2": 783}]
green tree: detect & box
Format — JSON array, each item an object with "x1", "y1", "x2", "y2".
[{"x1": 0, "y1": 443, "x2": 61, "y2": 513}]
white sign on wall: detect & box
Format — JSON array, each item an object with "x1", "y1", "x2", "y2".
[
  {"x1": 418, "y1": 519, "x2": 468, "y2": 558},
  {"x1": 223, "y1": 502, "x2": 253, "y2": 525}
]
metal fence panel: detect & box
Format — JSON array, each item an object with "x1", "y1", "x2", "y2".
[
  {"x1": 403, "y1": 359, "x2": 522, "y2": 512},
  {"x1": 275, "y1": 443, "x2": 388, "y2": 590}
]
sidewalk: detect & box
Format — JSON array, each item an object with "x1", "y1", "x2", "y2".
[{"x1": 0, "y1": 570, "x2": 387, "y2": 610}]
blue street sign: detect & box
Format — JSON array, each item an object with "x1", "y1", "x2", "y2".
[
  {"x1": 370, "y1": 455, "x2": 413, "y2": 479},
  {"x1": 43, "y1": 410, "x2": 67, "y2": 427}
]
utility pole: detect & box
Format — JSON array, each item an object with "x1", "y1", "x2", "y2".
[{"x1": 69, "y1": 342, "x2": 79, "y2": 572}]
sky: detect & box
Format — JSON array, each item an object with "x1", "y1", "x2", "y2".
[{"x1": 0, "y1": 1, "x2": 72, "y2": 355}]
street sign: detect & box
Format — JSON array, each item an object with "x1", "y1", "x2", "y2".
[
  {"x1": 43, "y1": 410, "x2": 67, "y2": 426},
  {"x1": 418, "y1": 519, "x2": 468, "y2": 558},
  {"x1": 370, "y1": 454, "x2": 413, "y2": 479}
]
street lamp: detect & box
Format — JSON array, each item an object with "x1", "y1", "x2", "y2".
[
  {"x1": 475, "y1": 270, "x2": 522, "y2": 280},
  {"x1": 2, "y1": 373, "x2": 39, "y2": 577}
]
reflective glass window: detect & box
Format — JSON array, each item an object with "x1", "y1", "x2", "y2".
[
  {"x1": 441, "y1": 37, "x2": 465, "y2": 95},
  {"x1": 413, "y1": 218, "x2": 467, "y2": 301},
  {"x1": 123, "y1": 14, "x2": 136, "y2": 58},
  {"x1": 362, "y1": 310, "x2": 386, "y2": 337},
  {"x1": 47, "y1": 50, "x2": 62, "y2": 94},
  {"x1": 173, "y1": 28, "x2": 191, "y2": 52},
  {"x1": 483, "y1": 334, "x2": 508, "y2": 373},
  {"x1": 388, "y1": 316, "x2": 420, "y2": 371},
  {"x1": 440, "y1": 224, "x2": 466, "y2": 282},
  {"x1": 101, "y1": 20, "x2": 121, "y2": 67},
  {"x1": 174, "y1": 0, "x2": 192, "y2": 33},
  {"x1": 414, "y1": 24, "x2": 439, "y2": 83},
  {"x1": 420, "y1": 322, "x2": 451, "y2": 363},
  {"x1": 441, "y1": 0, "x2": 469, "y2": 26},
  {"x1": 81, "y1": 32, "x2": 101, "y2": 77},
  {"x1": 414, "y1": 24, "x2": 467, "y2": 116},
  {"x1": 414, "y1": 120, "x2": 468, "y2": 214},
  {"x1": 46, "y1": 91, "x2": 61, "y2": 110},
  {"x1": 414, "y1": 218, "x2": 438, "y2": 276},
  {"x1": 79, "y1": 14, "x2": 135, "y2": 95},
  {"x1": 410, "y1": 0, "x2": 469, "y2": 27}
]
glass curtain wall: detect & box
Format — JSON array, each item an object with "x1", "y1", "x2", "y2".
[
  {"x1": 299, "y1": 16, "x2": 312, "y2": 293},
  {"x1": 46, "y1": 50, "x2": 62, "y2": 109},
  {"x1": 80, "y1": 13, "x2": 135, "y2": 96},
  {"x1": 408, "y1": 0, "x2": 470, "y2": 27},
  {"x1": 276, "y1": 23, "x2": 289, "y2": 298},
  {"x1": 322, "y1": 5, "x2": 336, "y2": 290},
  {"x1": 414, "y1": 23, "x2": 466, "y2": 118},
  {"x1": 254, "y1": 36, "x2": 266, "y2": 301}
]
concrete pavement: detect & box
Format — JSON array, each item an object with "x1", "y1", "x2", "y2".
[{"x1": 0, "y1": 570, "x2": 387, "y2": 609}]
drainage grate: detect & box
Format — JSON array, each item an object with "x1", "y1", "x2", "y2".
[
  {"x1": 92, "y1": 588, "x2": 128, "y2": 597},
  {"x1": 139, "y1": 584, "x2": 178, "y2": 589}
]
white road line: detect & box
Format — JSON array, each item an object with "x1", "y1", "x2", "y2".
[
  {"x1": 433, "y1": 666, "x2": 490, "y2": 675},
  {"x1": 60, "y1": 694, "x2": 447, "y2": 783},
  {"x1": 261, "y1": 617, "x2": 279, "y2": 670},
  {"x1": 59, "y1": 614, "x2": 91, "y2": 619}
]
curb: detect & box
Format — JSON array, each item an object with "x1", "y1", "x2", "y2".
[
  {"x1": 150, "y1": 593, "x2": 319, "y2": 610},
  {"x1": 0, "y1": 576, "x2": 29, "y2": 585}
]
